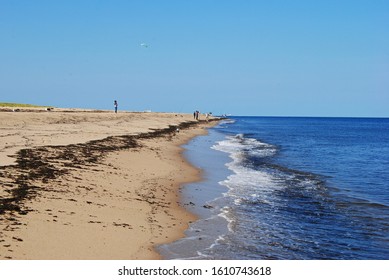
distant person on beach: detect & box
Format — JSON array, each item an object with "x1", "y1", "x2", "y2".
[
  {"x1": 195, "y1": 110, "x2": 200, "y2": 120},
  {"x1": 193, "y1": 111, "x2": 196, "y2": 119},
  {"x1": 114, "y1": 100, "x2": 118, "y2": 113}
]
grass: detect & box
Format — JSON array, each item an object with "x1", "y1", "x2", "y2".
[{"x1": 0, "y1": 102, "x2": 49, "y2": 108}]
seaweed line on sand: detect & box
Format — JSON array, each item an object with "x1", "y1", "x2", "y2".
[{"x1": 0, "y1": 120, "x2": 216, "y2": 219}]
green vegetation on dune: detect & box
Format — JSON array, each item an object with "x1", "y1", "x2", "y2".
[{"x1": 0, "y1": 102, "x2": 49, "y2": 108}]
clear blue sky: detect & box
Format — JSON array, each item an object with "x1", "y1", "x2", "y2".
[{"x1": 1, "y1": 0, "x2": 388, "y2": 117}]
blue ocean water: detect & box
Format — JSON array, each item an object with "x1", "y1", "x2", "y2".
[{"x1": 159, "y1": 117, "x2": 389, "y2": 260}]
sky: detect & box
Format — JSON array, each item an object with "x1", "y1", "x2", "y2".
[{"x1": 0, "y1": 0, "x2": 388, "y2": 117}]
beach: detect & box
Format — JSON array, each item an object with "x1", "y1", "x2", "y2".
[{"x1": 0, "y1": 108, "x2": 218, "y2": 259}]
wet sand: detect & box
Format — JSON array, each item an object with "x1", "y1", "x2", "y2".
[{"x1": 0, "y1": 109, "x2": 218, "y2": 259}]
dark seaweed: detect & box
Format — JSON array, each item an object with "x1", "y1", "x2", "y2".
[{"x1": 0, "y1": 120, "x2": 218, "y2": 216}]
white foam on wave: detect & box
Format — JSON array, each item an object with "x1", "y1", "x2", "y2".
[
  {"x1": 212, "y1": 134, "x2": 282, "y2": 194},
  {"x1": 203, "y1": 134, "x2": 288, "y2": 245},
  {"x1": 209, "y1": 235, "x2": 226, "y2": 249},
  {"x1": 218, "y1": 206, "x2": 235, "y2": 232},
  {"x1": 212, "y1": 134, "x2": 277, "y2": 161},
  {"x1": 215, "y1": 135, "x2": 326, "y2": 193},
  {"x1": 220, "y1": 164, "x2": 285, "y2": 205},
  {"x1": 170, "y1": 133, "x2": 287, "y2": 255},
  {"x1": 220, "y1": 119, "x2": 236, "y2": 124}
]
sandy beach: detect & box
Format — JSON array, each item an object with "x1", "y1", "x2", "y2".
[{"x1": 0, "y1": 108, "x2": 218, "y2": 259}]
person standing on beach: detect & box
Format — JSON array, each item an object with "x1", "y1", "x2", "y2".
[{"x1": 114, "y1": 100, "x2": 118, "y2": 113}]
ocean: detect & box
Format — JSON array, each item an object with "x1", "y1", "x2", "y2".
[{"x1": 159, "y1": 117, "x2": 389, "y2": 260}]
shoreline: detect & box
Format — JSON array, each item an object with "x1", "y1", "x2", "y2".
[
  {"x1": 158, "y1": 127, "x2": 233, "y2": 259},
  {"x1": 0, "y1": 110, "x2": 220, "y2": 259}
]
